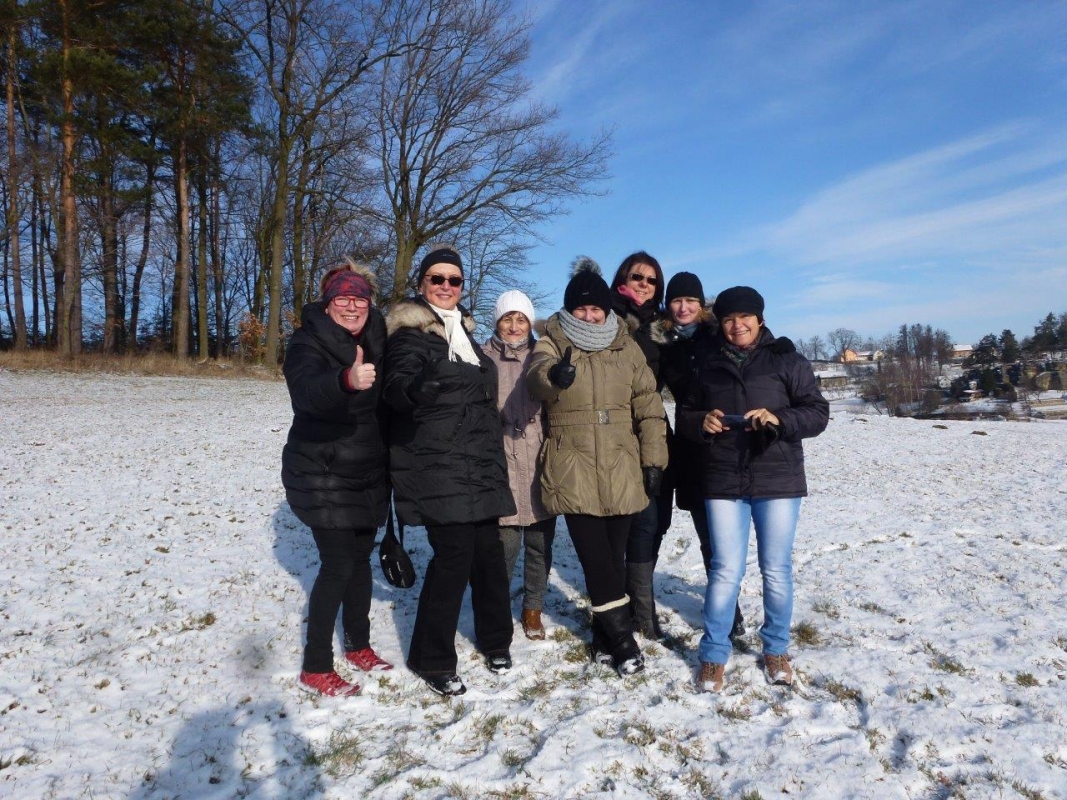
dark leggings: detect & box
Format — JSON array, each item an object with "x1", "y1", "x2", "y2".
[
  {"x1": 564, "y1": 514, "x2": 632, "y2": 608},
  {"x1": 302, "y1": 527, "x2": 376, "y2": 673}
]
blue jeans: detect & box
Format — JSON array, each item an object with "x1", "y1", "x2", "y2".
[{"x1": 699, "y1": 497, "x2": 802, "y2": 665}]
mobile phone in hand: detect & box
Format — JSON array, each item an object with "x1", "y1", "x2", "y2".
[{"x1": 719, "y1": 414, "x2": 749, "y2": 429}]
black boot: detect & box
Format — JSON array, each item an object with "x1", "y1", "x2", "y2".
[
  {"x1": 626, "y1": 561, "x2": 664, "y2": 641},
  {"x1": 594, "y1": 604, "x2": 644, "y2": 676},
  {"x1": 729, "y1": 603, "x2": 745, "y2": 643},
  {"x1": 589, "y1": 616, "x2": 613, "y2": 666}
]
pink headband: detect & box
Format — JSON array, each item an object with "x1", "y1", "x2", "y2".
[{"x1": 324, "y1": 271, "x2": 372, "y2": 303}]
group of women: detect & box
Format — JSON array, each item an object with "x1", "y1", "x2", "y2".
[{"x1": 280, "y1": 247, "x2": 828, "y2": 698}]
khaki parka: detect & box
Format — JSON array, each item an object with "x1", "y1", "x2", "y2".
[{"x1": 527, "y1": 313, "x2": 668, "y2": 517}]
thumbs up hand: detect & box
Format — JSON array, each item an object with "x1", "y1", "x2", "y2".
[
  {"x1": 409, "y1": 357, "x2": 443, "y2": 406},
  {"x1": 548, "y1": 346, "x2": 576, "y2": 389},
  {"x1": 347, "y1": 345, "x2": 377, "y2": 391}
]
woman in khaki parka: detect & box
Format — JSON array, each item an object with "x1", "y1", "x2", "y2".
[{"x1": 527, "y1": 257, "x2": 667, "y2": 676}]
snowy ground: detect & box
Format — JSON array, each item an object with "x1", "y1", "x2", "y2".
[{"x1": 2, "y1": 370, "x2": 1066, "y2": 800}]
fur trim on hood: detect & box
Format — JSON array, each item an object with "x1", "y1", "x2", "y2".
[
  {"x1": 649, "y1": 306, "x2": 718, "y2": 345},
  {"x1": 385, "y1": 297, "x2": 477, "y2": 340}
]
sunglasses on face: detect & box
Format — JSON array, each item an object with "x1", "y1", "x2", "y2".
[
  {"x1": 427, "y1": 274, "x2": 464, "y2": 288},
  {"x1": 628, "y1": 272, "x2": 658, "y2": 286},
  {"x1": 331, "y1": 296, "x2": 370, "y2": 308}
]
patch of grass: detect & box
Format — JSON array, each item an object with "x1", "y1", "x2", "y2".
[
  {"x1": 1010, "y1": 779, "x2": 1047, "y2": 800},
  {"x1": 622, "y1": 719, "x2": 657, "y2": 747},
  {"x1": 791, "y1": 620, "x2": 822, "y2": 647},
  {"x1": 823, "y1": 677, "x2": 861, "y2": 704},
  {"x1": 740, "y1": 790, "x2": 764, "y2": 800},
  {"x1": 717, "y1": 703, "x2": 751, "y2": 722},
  {"x1": 813, "y1": 600, "x2": 840, "y2": 619},
  {"x1": 923, "y1": 641, "x2": 971, "y2": 676},
  {"x1": 179, "y1": 611, "x2": 216, "y2": 632},
  {"x1": 1014, "y1": 672, "x2": 1039, "y2": 687},
  {"x1": 1054, "y1": 635, "x2": 1067, "y2": 653},
  {"x1": 0, "y1": 753, "x2": 35, "y2": 771},
  {"x1": 681, "y1": 768, "x2": 720, "y2": 799},
  {"x1": 562, "y1": 642, "x2": 589, "y2": 664},
  {"x1": 0, "y1": 349, "x2": 281, "y2": 379},
  {"x1": 906, "y1": 686, "x2": 938, "y2": 703},
  {"x1": 858, "y1": 601, "x2": 889, "y2": 614},
  {"x1": 408, "y1": 776, "x2": 443, "y2": 791},
  {"x1": 304, "y1": 731, "x2": 365, "y2": 778},
  {"x1": 472, "y1": 713, "x2": 505, "y2": 746},
  {"x1": 865, "y1": 727, "x2": 885, "y2": 752}
]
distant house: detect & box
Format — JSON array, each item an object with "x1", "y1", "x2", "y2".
[
  {"x1": 952, "y1": 344, "x2": 974, "y2": 361},
  {"x1": 839, "y1": 348, "x2": 884, "y2": 363}
]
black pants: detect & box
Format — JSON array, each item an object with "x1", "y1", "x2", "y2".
[
  {"x1": 303, "y1": 527, "x2": 376, "y2": 673},
  {"x1": 407, "y1": 519, "x2": 513, "y2": 676},
  {"x1": 564, "y1": 514, "x2": 632, "y2": 608}
]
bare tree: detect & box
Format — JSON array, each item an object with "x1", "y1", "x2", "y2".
[
  {"x1": 827, "y1": 327, "x2": 859, "y2": 361},
  {"x1": 367, "y1": 0, "x2": 611, "y2": 306}
]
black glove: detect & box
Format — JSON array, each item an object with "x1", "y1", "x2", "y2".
[
  {"x1": 548, "y1": 346, "x2": 576, "y2": 389},
  {"x1": 643, "y1": 466, "x2": 663, "y2": 498},
  {"x1": 409, "y1": 358, "x2": 442, "y2": 406}
]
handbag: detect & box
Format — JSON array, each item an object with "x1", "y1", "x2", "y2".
[{"x1": 378, "y1": 499, "x2": 416, "y2": 589}]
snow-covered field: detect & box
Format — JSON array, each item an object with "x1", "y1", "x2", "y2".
[{"x1": 2, "y1": 370, "x2": 1066, "y2": 800}]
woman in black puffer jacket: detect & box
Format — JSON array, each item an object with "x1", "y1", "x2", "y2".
[
  {"x1": 282, "y1": 260, "x2": 393, "y2": 698},
  {"x1": 383, "y1": 245, "x2": 516, "y2": 697},
  {"x1": 677, "y1": 286, "x2": 828, "y2": 695}
]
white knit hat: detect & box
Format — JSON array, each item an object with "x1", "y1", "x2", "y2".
[{"x1": 492, "y1": 290, "x2": 535, "y2": 327}]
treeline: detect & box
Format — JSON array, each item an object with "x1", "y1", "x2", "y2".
[
  {"x1": 0, "y1": 0, "x2": 609, "y2": 362},
  {"x1": 794, "y1": 324, "x2": 954, "y2": 366},
  {"x1": 965, "y1": 312, "x2": 1067, "y2": 366}
]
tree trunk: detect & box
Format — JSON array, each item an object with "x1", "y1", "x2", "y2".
[
  {"x1": 100, "y1": 170, "x2": 121, "y2": 353},
  {"x1": 56, "y1": 0, "x2": 81, "y2": 357},
  {"x1": 172, "y1": 135, "x2": 191, "y2": 357},
  {"x1": 210, "y1": 148, "x2": 225, "y2": 355},
  {"x1": 263, "y1": 137, "x2": 291, "y2": 364},
  {"x1": 128, "y1": 163, "x2": 154, "y2": 350},
  {"x1": 5, "y1": 19, "x2": 25, "y2": 349},
  {"x1": 196, "y1": 173, "x2": 209, "y2": 358}
]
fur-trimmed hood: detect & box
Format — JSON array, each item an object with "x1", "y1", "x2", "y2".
[
  {"x1": 385, "y1": 296, "x2": 477, "y2": 340},
  {"x1": 649, "y1": 308, "x2": 718, "y2": 346}
]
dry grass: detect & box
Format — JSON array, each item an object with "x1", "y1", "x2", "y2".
[{"x1": 0, "y1": 349, "x2": 281, "y2": 381}]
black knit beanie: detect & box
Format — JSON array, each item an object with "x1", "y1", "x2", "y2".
[
  {"x1": 417, "y1": 246, "x2": 463, "y2": 284},
  {"x1": 665, "y1": 272, "x2": 704, "y2": 304},
  {"x1": 563, "y1": 256, "x2": 612, "y2": 314},
  {"x1": 712, "y1": 286, "x2": 765, "y2": 322}
]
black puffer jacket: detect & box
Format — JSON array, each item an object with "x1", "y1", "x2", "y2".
[
  {"x1": 281, "y1": 301, "x2": 390, "y2": 530},
  {"x1": 652, "y1": 315, "x2": 718, "y2": 510},
  {"x1": 611, "y1": 292, "x2": 662, "y2": 387},
  {"x1": 677, "y1": 327, "x2": 828, "y2": 499},
  {"x1": 383, "y1": 297, "x2": 516, "y2": 527}
]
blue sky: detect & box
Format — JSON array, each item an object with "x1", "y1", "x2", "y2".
[{"x1": 518, "y1": 0, "x2": 1067, "y2": 347}]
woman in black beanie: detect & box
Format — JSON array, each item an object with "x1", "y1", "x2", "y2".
[
  {"x1": 677, "y1": 286, "x2": 828, "y2": 693},
  {"x1": 527, "y1": 257, "x2": 667, "y2": 676}
]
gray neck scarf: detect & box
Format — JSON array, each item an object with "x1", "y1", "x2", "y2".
[{"x1": 558, "y1": 309, "x2": 619, "y2": 352}]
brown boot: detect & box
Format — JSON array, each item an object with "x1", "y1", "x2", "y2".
[{"x1": 521, "y1": 608, "x2": 546, "y2": 640}]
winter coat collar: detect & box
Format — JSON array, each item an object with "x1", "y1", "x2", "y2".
[
  {"x1": 385, "y1": 295, "x2": 477, "y2": 340},
  {"x1": 707, "y1": 326, "x2": 797, "y2": 357},
  {"x1": 650, "y1": 314, "x2": 718, "y2": 346},
  {"x1": 545, "y1": 312, "x2": 629, "y2": 352},
  {"x1": 485, "y1": 334, "x2": 534, "y2": 361},
  {"x1": 298, "y1": 300, "x2": 376, "y2": 362}
]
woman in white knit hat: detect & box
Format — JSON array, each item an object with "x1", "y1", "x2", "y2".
[{"x1": 481, "y1": 290, "x2": 558, "y2": 640}]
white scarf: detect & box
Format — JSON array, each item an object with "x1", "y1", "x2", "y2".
[{"x1": 433, "y1": 305, "x2": 482, "y2": 366}]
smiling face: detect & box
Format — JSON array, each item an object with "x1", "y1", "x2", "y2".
[
  {"x1": 496, "y1": 311, "x2": 531, "y2": 344},
  {"x1": 419, "y1": 263, "x2": 464, "y2": 311},
  {"x1": 325, "y1": 295, "x2": 370, "y2": 335},
  {"x1": 668, "y1": 297, "x2": 702, "y2": 326},
  {"x1": 572, "y1": 305, "x2": 607, "y2": 324},
  {"x1": 624, "y1": 262, "x2": 658, "y2": 305},
  {"x1": 720, "y1": 312, "x2": 762, "y2": 348}
]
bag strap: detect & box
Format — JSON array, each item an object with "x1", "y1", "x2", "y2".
[{"x1": 387, "y1": 494, "x2": 405, "y2": 547}]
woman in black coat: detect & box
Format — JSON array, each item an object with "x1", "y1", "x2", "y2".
[
  {"x1": 608, "y1": 251, "x2": 668, "y2": 639},
  {"x1": 383, "y1": 245, "x2": 516, "y2": 697},
  {"x1": 282, "y1": 261, "x2": 393, "y2": 698},
  {"x1": 677, "y1": 286, "x2": 828, "y2": 694}
]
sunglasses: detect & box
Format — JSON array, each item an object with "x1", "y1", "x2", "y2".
[
  {"x1": 628, "y1": 272, "x2": 658, "y2": 286},
  {"x1": 427, "y1": 274, "x2": 464, "y2": 288}
]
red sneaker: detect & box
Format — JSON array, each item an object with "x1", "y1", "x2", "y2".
[
  {"x1": 299, "y1": 670, "x2": 361, "y2": 697},
  {"x1": 344, "y1": 647, "x2": 394, "y2": 672}
]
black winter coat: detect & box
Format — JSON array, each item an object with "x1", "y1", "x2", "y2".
[
  {"x1": 653, "y1": 316, "x2": 718, "y2": 510},
  {"x1": 677, "y1": 328, "x2": 828, "y2": 500},
  {"x1": 281, "y1": 302, "x2": 390, "y2": 530},
  {"x1": 611, "y1": 292, "x2": 662, "y2": 387},
  {"x1": 383, "y1": 297, "x2": 516, "y2": 527}
]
